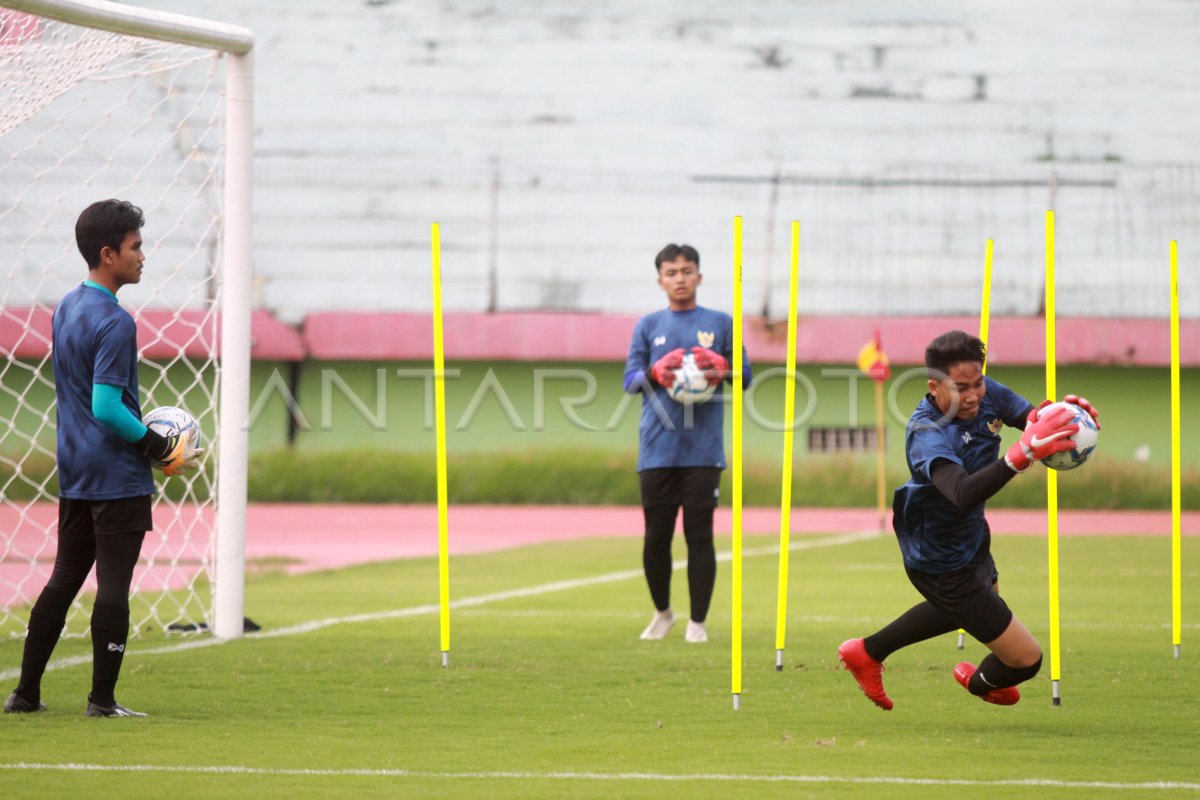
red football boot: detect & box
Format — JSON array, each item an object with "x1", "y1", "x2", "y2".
[
  {"x1": 954, "y1": 661, "x2": 1021, "y2": 706},
  {"x1": 837, "y1": 638, "x2": 894, "y2": 710}
]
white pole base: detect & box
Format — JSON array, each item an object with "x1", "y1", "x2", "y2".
[
  {"x1": 733, "y1": 693, "x2": 741, "y2": 711},
  {"x1": 956, "y1": 631, "x2": 965, "y2": 650},
  {"x1": 1174, "y1": 644, "x2": 1181, "y2": 659},
  {"x1": 441, "y1": 651, "x2": 449, "y2": 668},
  {"x1": 776, "y1": 649, "x2": 784, "y2": 672},
  {"x1": 1051, "y1": 679, "x2": 1061, "y2": 706}
]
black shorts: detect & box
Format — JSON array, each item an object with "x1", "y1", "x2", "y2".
[
  {"x1": 639, "y1": 467, "x2": 721, "y2": 510},
  {"x1": 905, "y1": 539, "x2": 1013, "y2": 644},
  {"x1": 59, "y1": 496, "x2": 153, "y2": 538}
]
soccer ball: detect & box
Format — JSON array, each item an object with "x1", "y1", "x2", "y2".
[
  {"x1": 668, "y1": 353, "x2": 717, "y2": 405},
  {"x1": 142, "y1": 405, "x2": 201, "y2": 469},
  {"x1": 1039, "y1": 401, "x2": 1099, "y2": 471}
]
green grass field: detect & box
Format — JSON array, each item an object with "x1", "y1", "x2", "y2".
[{"x1": 2, "y1": 531, "x2": 1198, "y2": 799}]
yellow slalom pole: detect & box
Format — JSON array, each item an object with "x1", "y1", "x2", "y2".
[
  {"x1": 1045, "y1": 211, "x2": 1062, "y2": 705},
  {"x1": 432, "y1": 223, "x2": 451, "y2": 668},
  {"x1": 980, "y1": 239, "x2": 994, "y2": 363},
  {"x1": 774, "y1": 221, "x2": 799, "y2": 672},
  {"x1": 1170, "y1": 240, "x2": 1182, "y2": 659},
  {"x1": 958, "y1": 238, "x2": 995, "y2": 650},
  {"x1": 732, "y1": 216, "x2": 745, "y2": 710}
]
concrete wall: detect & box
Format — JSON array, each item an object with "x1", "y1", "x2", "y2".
[{"x1": 6, "y1": 1, "x2": 1199, "y2": 320}]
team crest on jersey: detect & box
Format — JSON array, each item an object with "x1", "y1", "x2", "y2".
[
  {"x1": 987, "y1": 418, "x2": 1004, "y2": 435},
  {"x1": 696, "y1": 331, "x2": 715, "y2": 348},
  {"x1": 654, "y1": 336, "x2": 667, "y2": 346}
]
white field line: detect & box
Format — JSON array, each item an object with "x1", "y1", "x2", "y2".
[
  {"x1": 0, "y1": 530, "x2": 880, "y2": 682},
  {"x1": 0, "y1": 762, "x2": 1196, "y2": 791}
]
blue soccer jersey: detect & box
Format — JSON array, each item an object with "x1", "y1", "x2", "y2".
[
  {"x1": 52, "y1": 283, "x2": 154, "y2": 499},
  {"x1": 892, "y1": 376, "x2": 1033, "y2": 573},
  {"x1": 624, "y1": 306, "x2": 751, "y2": 471}
]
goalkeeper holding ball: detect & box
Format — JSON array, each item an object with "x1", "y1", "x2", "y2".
[
  {"x1": 838, "y1": 330, "x2": 1099, "y2": 709},
  {"x1": 4, "y1": 200, "x2": 199, "y2": 719},
  {"x1": 623, "y1": 244, "x2": 750, "y2": 644}
]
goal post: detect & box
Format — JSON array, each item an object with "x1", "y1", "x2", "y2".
[
  {"x1": 216, "y1": 37, "x2": 251, "y2": 641},
  {"x1": 0, "y1": 0, "x2": 252, "y2": 640}
]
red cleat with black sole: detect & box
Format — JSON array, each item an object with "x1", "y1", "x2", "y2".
[{"x1": 837, "y1": 638, "x2": 894, "y2": 711}]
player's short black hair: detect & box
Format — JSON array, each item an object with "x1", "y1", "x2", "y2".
[
  {"x1": 925, "y1": 330, "x2": 986, "y2": 380},
  {"x1": 655, "y1": 243, "x2": 700, "y2": 272},
  {"x1": 76, "y1": 199, "x2": 144, "y2": 269}
]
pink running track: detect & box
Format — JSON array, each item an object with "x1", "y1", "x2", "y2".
[{"x1": 2, "y1": 504, "x2": 1197, "y2": 610}]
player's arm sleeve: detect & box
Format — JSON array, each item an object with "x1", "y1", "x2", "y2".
[
  {"x1": 930, "y1": 459, "x2": 1016, "y2": 512},
  {"x1": 92, "y1": 383, "x2": 148, "y2": 442},
  {"x1": 909, "y1": 424, "x2": 962, "y2": 480},
  {"x1": 717, "y1": 320, "x2": 751, "y2": 387},
  {"x1": 92, "y1": 314, "x2": 136, "y2": 385},
  {"x1": 1010, "y1": 404, "x2": 1035, "y2": 431},
  {"x1": 624, "y1": 321, "x2": 650, "y2": 394},
  {"x1": 90, "y1": 314, "x2": 148, "y2": 442}
]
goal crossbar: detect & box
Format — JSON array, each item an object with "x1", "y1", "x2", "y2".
[{"x1": 3, "y1": 0, "x2": 252, "y2": 54}]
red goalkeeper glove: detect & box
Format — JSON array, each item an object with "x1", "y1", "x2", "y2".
[
  {"x1": 1004, "y1": 403, "x2": 1080, "y2": 473},
  {"x1": 1063, "y1": 394, "x2": 1101, "y2": 430},
  {"x1": 690, "y1": 347, "x2": 729, "y2": 387},
  {"x1": 649, "y1": 348, "x2": 685, "y2": 388}
]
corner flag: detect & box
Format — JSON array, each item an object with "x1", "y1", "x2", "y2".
[
  {"x1": 859, "y1": 328, "x2": 890, "y2": 531},
  {"x1": 857, "y1": 329, "x2": 891, "y2": 383}
]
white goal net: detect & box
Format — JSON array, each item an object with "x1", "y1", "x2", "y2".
[{"x1": 0, "y1": 1, "x2": 252, "y2": 639}]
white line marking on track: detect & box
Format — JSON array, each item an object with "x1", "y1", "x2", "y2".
[
  {"x1": 0, "y1": 762, "x2": 1195, "y2": 791},
  {"x1": 0, "y1": 531, "x2": 881, "y2": 682}
]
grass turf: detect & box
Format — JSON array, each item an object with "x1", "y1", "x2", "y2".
[{"x1": 1, "y1": 532, "x2": 1197, "y2": 799}]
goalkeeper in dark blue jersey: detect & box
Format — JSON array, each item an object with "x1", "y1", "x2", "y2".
[
  {"x1": 838, "y1": 330, "x2": 1099, "y2": 709},
  {"x1": 624, "y1": 244, "x2": 750, "y2": 644},
  {"x1": 4, "y1": 200, "x2": 198, "y2": 719}
]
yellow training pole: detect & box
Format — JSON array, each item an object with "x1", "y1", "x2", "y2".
[
  {"x1": 980, "y1": 239, "x2": 994, "y2": 360},
  {"x1": 774, "y1": 221, "x2": 800, "y2": 672},
  {"x1": 958, "y1": 238, "x2": 995, "y2": 650},
  {"x1": 1045, "y1": 211, "x2": 1062, "y2": 705},
  {"x1": 432, "y1": 223, "x2": 451, "y2": 668},
  {"x1": 1170, "y1": 240, "x2": 1182, "y2": 659},
  {"x1": 732, "y1": 216, "x2": 745, "y2": 710}
]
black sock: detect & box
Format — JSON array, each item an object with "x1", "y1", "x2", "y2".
[
  {"x1": 969, "y1": 653, "x2": 1043, "y2": 694},
  {"x1": 89, "y1": 603, "x2": 130, "y2": 708},
  {"x1": 682, "y1": 507, "x2": 716, "y2": 623},
  {"x1": 14, "y1": 586, "x2": 75, "y2": 703},
  {"x1": 642, "y1": 505, "x2": 677, "y2": 612},
  {"x1": 862, "y1": 602, "x2": 959, "y2": 662}
]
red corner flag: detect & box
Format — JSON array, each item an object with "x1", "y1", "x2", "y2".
[{"x1": 856, "y1": 328, "x2": 891, "y2": 383}]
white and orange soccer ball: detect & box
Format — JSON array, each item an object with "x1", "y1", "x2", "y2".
[{"x1": 142, "y1": 406, "x2": 201, "y2": 471}]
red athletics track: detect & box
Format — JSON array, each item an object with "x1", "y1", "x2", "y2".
[
  {"x1": 2, "y1": 504, "x2": 1197, "y2": 610},
  {"x1": 231, "y1": 505, "x2": 1200, "y2": 569},
  {"x1": 2, "y1": 503, "x2": 1200, "y2": 609}
]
